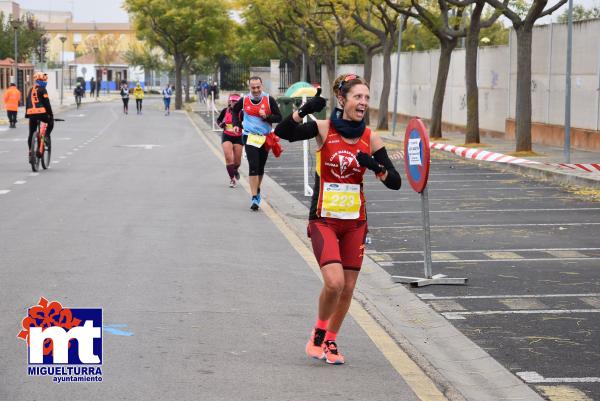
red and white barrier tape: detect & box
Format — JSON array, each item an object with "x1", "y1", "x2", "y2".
[{"x1": 388, "y1": 142, "x2": 599, "y2": 174}]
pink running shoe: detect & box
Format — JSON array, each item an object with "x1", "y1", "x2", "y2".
[
  {"x1": 306, "y1": 328, "x2": 326, "y2": 360},
  {"x1": 324, "y1": 340, "x2": 345, "y2": 365}
]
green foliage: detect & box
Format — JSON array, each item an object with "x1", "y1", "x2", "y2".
[
  {"x1": 0, "y1": 12, "x2": 46, "y2": 62},
  {"x1": 124, "y1": 0, "x2": 232, "y2": 63},
  {"x1": 558, "y1": 4, "x2": 600, "y2": 22},
  {"x1": 124, "y1": 43, "x2": 168, "y2": 72}
]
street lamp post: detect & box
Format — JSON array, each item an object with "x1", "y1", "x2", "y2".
[
  {"x1": 11, "y1": 19, "x2": 20, "y2": 86},
  {"x1": 60, "y1": 36, "x2": 67, "y2": 105},
  {"x1": 71, "y1": 42, "x2": 79, "y2": 89}
]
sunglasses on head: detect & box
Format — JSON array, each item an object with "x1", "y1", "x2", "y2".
[{"x1": 337, "y1": 74, "x2": 360, "y2": 90}]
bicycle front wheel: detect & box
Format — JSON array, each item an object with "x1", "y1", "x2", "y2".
[
  {"x1": 30, "y1": 134, "x2": 40, "y2": 172},
  {"x1": 41, "y1": 135, "x2": 51, "y2": 169}
]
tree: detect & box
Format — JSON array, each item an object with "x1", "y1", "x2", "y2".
[
  {"x1": 83, "y1": 34, "x2": 120, "y2": 65},
  {"x1": 351, "y1": 0, "x2": 403, "y2": 130},
  {"x1": 0, "y1": 12, "x2": 46, "y2": 62},
  {"x1": 124, "y1": 42, "x2": 168, "y2": 88},
  {"x1": 124, "y1": 0, "x2": 231, "y2": 110},
  {"x1": 558, "y1": 4, "x2": 600, "y2": 22},
  {"x1": 486, "y1": 0, "x2": 567, "y2": 152},
  {"x1": 386, "y1": 0, "x2": 467, "y2": 138},
  {"x1": 446, "y1": 1, "x2": 505, "y2": 144}
]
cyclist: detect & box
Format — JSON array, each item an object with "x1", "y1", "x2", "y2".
[
  {"x1": 231, "y1": 76, "x2": 282, "y2": 211},
  {"x1": 274, "y1": 74, "x2": 402, "y2": 365},
  {"x1": 162, "y1": 84, "x2": 173, "y2": 116},
  {"x1": 25, "y1": 72, "x2": 54, "y2": 157},
  {"x1": 120, "y1": 82, "x2": 130, "y2": 115},
  {"x1": 217, "y1": 93, "x2": 243, "y2": 187},
  {"x1": 133, "y1": 82, "x2": 144, "y2": 114},
  {"x1": 73, "y1": 82, "x2": 84, "y2": 108}
]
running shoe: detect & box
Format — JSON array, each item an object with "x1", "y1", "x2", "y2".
[
  {"x1": 229, "y1": 179, "x2": 237, "y2": 188},
  {"x1": 250, "y1": 196, "x2": 259, "y2": 211},
  {"x1": 234, "y1": 170, "x2": 240, "y2": 180},
  {"x1": 305, "y1": 328, "x2": 326, "y2": 360},
  {"x1": 256, "y1": 190, "x2": 261, "y2": 204},
  {"x1": 324, "y1": 340, "x2": 344, "y2": 365}
]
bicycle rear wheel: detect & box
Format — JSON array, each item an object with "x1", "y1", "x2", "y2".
[
  {"x1": 41, "y1": 135, "x2": 51, "y2": 169},
  {"x1": 30, "y1": 134, "x2": 40, "y2": 172}
]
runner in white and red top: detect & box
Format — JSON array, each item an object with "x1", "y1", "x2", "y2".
[
  {"x1": 275, "y1": 75, "x2": 402, "y2": 365},
  {"x1": 217, "y1": 93, "x2": 243, "y2": 187}
]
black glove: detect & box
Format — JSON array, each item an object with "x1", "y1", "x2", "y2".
[
  {"x1": 298, "y1": 87, "x2": 327, "y2": 118},
  {"x1": 356, "y1": 151, "x2": 384, "y2": 174}
]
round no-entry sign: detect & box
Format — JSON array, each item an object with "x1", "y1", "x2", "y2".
[{"x1": 404, "y1": 118, "x2": 430, "y2": 193}]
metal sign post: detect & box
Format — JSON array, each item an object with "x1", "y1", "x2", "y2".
[{"x1": 391, "y1": 118, "x2": 467, "y2": 287}]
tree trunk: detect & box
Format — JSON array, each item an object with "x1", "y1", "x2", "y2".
[
  {"x1": 308, "y1": 55, "x2": 317, "y2": 83},
  {"x1": 363, "y1": 48, "x2": 375, "y2": 125},
  {"x1": 430, "y1": 39, "x2": 457, "y2": 138},
  {"x1": 174, "y1": 53, "x2": 184, "y2": 110},
  {"x1": 185, "y1": 64, "x2": 191, "y2": 103},
  {"x1": 376, "y1": 38, "x2": 394, "y2": 130},
  {"x1": 514, "y1": 25, "x2": 533, "y2": 152},
  {"x1": 464, "y1": 1, "x2": 484, "y2": 144}
]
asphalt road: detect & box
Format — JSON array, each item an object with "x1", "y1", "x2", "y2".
[
  {"x1": 218, "y1": 118, "x2": 600, "y2": 401},
  {"x1": 0, "y1": 100, "x2": 425, "y2": 401}
]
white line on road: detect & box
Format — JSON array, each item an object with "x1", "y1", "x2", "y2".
[
  {"x1": 0, "y1": 189, "x2": 10, "y2": 195},
  {"x1": 53, "y1": 161, "x2": 60, "y2": 164},
  {"x1": 369, "y1": 222, "x2": 600, "y2": 230},
  {"x1": 29, "y1": 173, "x2": 38, "y2": 177},
  {"x1": 418, "y1": 293, "x2": 600, "y2": 300},
  {"x1": 389, "y1": 257, "x2": 600, "y2": 264},
  {"x1": 367, "y1": 186, "x2": 559, "y2": 192},
  {"x1": 443, "y1": 309, "x2": 600, "y2": 320},
  {"x1": 517, "y1": 371, "x2": 600, "y2": 383},
  {"x1": 368, "y1": 195, "x2": 579, "y2": 202},
  {"x1": 372, "y1": 247, "x2": 600, "y2": 255},
  {"x1": 369, "y1": 208, "x2": 600, "y2": 214},
  {"x1": 14, "y1": 181, "x2": 26, "y2": 185}
]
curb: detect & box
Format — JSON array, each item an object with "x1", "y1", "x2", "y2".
[{"x1": 187, "y1": 109, "x2": 544, "y2": 401}]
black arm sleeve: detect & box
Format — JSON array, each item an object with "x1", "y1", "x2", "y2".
[
  {"x1": 41, "y1": 89, "x2": 53, "y2": 116},
  {"x1": 265, "y1": 96, "x2": 282, "y2": 124},
  {"x1": 231, "y1": 98, "x2": 243, "y2": 127},
  {"x1": 274, "y1": 113, "x2": 319, "y2": 142},
  {"x1": 372, "y1": 147, "x2": 401, "y2": 190},
  {"x1": 216, "y1": 108, "x2": 227, "y2": 127}
]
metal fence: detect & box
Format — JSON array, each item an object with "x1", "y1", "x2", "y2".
[{"x1": 219, "y1": 59, "x2": 249, "y2": 91}]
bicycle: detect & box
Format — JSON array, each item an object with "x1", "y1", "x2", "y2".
[{"x1": 29, "y1": 118, "x2": 64, "y2": 172}]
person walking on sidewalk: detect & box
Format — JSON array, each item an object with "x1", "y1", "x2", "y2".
[
  {"x1": 275, "y1": 74, "x2": 402, "y2": 365},
  {"x1": 217, "y1": 93, "x2": 243, "y2": 187},
  {"x1": 162, "y1": 84, "x2": 173, "y2": 116},
  {"x1": 120, "y1": 82, "x2": 130, "y2": 115},
  {"x1": 231, "y1": 76, "x2": 282, "y2": 210},
  {"x1": 3, "y1": 83, "x2": 21, "y2": 128},
  {"x1": 96, "y1": 78, "x2": 101, "y2": 97},
  {"x1": 90, "y1": 77, "x2": 95, "y2": 98},
  {"x1": 133, "y1": 83, "x2": 144, "y2": 115}
]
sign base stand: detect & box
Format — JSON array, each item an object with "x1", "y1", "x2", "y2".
[{"x1": 391, "y1": 273, "x2": 468, "y2": 287}]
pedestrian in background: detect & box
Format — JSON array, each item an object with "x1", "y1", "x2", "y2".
[
  {"x1": 96, "y1": 78, "x2": 101, "y2": 97},
  {"x1": 120, "y1": 82, "x2": 130, "y2": 115},
  {"x1": 133, "y1": 82, "x2": 144, "y2": 115},
  {"x1": 90, "y1": 77, "x2": 95, "y2": 98},
  {"x1": 3, "y1": 83, "x2": 21, "y2": 128},
  {"x1": 162, "y1": 84, "x2": 172, "y2": 116}
]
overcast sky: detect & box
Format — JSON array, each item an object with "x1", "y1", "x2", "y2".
[{"x1": 15, "y1": 0, "x2": 600, "y2": 23}]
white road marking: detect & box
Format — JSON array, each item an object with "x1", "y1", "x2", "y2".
[
  {"x1": 418, "y1": 293, "x2": 600, "y2": 300},
  {"x1": 29, "y1": 173, "x2": 39, "y2": 177},
  {"x1": 119, "y1": 144, "x2": 162, "y2": 150},
  {"x1": 443, "y1": 309, "x2": 600, "y2": 320},
  {"x1": 0, "y1": 189, "x2": 10, "y2": 195},
  {"x1": 53, "y1": 160, "x2": 60, "y2": 164},
  {"x1": 367, "y1": 186, "x2": 559, "y2": 192},
  {"x1": 0, "y1": 150, "x2": 8, "y2": 154},
  {"x1": 580, "y1": 297, "x2": 600, "y2": 308},
  {"x1": 370, "y1": 247, "x2": 600, "y2": 254},
  {"x1": 14, "y1": 181, "x2": 26, "y2": 185},
  {"x1": 517, "y1": 371, "x2": 600, "y2": 383},
  {"x1": 67, "y1": 152, "x2": 73, "y2": 155},
  {"x1": 499, "y1": 298, "x2": 548, "y2": 310},
  {"x1": 369, "y1": 208, "x2": 600, "y2": 214},
  {"x1": 390, "y1": 257, "x2": 600, "y2": 264},
  {"x1": 60, "y1": 156, "x2": 67, "y2": 159},
  {"x1": 368, "y1": 222, "x2": 600, "y2": 230},
  {"x1": 368, "y1": 195, "x2": 579, "y2": 202}
]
